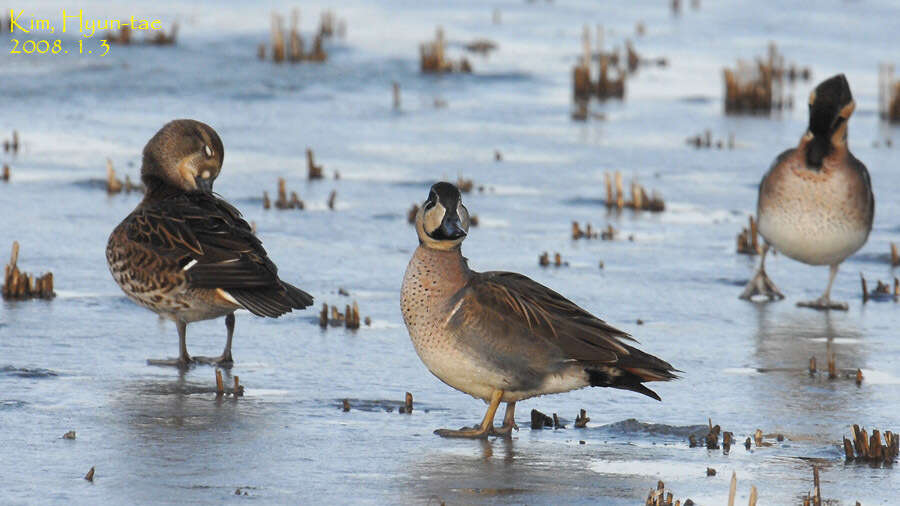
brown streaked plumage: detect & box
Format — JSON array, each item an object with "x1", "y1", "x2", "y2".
[
  {"x1": 401, "y1": 182, "x2": 677, "y2": 438},
  {"x1": 740, "y1": 74, "x2": 874, "y2": 310},
  {"x1": 107, "y1": 119, "x2": 313, "y2": 367}
]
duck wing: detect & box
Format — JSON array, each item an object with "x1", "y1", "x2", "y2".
[
  {"x1": 446, "y1": 270, "x2": 677, "y2": 399},
  {"x1": 125, "y1": 193, "x2": 313, "y2": 316}
]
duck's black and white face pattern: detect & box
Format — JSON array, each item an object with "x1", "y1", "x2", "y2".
[
  {"x1": 416, "y1": 182, "x2": 470, "y2": 250},
  {"x1": 141, "y1": 119, "x2": 225, "y2": 193},
  {"x1": 807, "y1": 74, "x2": 855, "y2": 146}
]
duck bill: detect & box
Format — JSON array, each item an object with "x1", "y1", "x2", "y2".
[
  {"x1": 195, "y1": 176, "x2": 213, "y2": 194},
  {"x1": 439, "y1": 216, "x2": 467, "y2": 240}
]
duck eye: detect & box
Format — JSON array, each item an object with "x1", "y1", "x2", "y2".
[{"x1": 203, "y1": 144, "x2": 213, "y2": 158}]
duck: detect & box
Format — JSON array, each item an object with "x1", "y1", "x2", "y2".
[
  {"x1": 740, "y1": 74, "x2": 874, "y2": 310},
  {"x1": 106, "y1": 119, "x2": 313, "y2": 367},
  {"x1": 400, "y1": 182, "x2": 677, "y2": 438}
]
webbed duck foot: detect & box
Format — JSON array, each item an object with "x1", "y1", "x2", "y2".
[
  {"x1": 149, "y1": 322, "x2": 195, "y2": 368},
  {"x1": 193, "y1": 354, "x2": 234, "y2": 367},
  {"x1": 147, "y1": 357, "x2": 194, "y2": 368},
  {"x1": 434, "y1": 425, "x2": 492, "y2": 439},
  {"x1": 797, "y1": 297, "x2": 848, "y2": 311},
  {"x1": 435, "y1": 390, "x2": 505, "y2": 439},
  {"x1": 489, "y1": 423, "x2": 518, "y2": 438},
  {"x1": 739, "y1": 268, "x2": 784, "y2": 302}
]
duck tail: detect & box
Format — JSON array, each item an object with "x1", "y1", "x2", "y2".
[
  {"x1": 280, "y1": 281, "x2": 314, "y2": 309},
  {"x1": 586, "y1": 348, "x2": 678, "y2": 401},
  {"x1": 227, "y1": 282, "x2": 313, "y2": 318}
]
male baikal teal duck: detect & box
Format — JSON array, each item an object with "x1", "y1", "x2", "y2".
[
  {"x1": 740, "y1": 74, "x2": 874, "y2": 310},
  {"x1": 401, "y1": 182, "x2": 677, "y2": 438}
]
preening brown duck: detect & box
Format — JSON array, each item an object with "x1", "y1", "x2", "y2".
[
  {"x1": 106, "y1": 119, "x2": 313, "y2": 367},
  {"x1": 401, "y1": 182, "x2": 677, "y2": 438},
  {"x1": 740, "y1": 74, "x2": 874, "y2": 310}
]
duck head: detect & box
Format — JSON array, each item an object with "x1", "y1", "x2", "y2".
[
  {"x1": 416, "y1": 182, "x2": 470, "y2": 250},
  {"x1": 805, "y1": 74, "x2": 854, "y2": 167},
  {"x1": 141, "y1": 119, "x2": 224, "y2": 194}
]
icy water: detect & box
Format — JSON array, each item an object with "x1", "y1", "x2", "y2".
[{"x1": 2, "y1": 0, "x2": 900, "y2": 504}]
